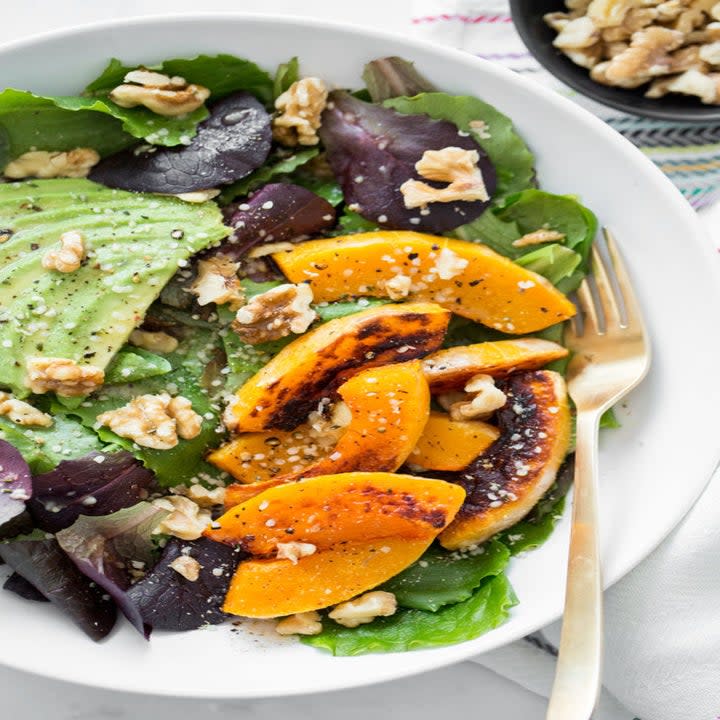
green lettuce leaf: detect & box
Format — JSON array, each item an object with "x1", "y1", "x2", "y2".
[
  {"x1": 273, "y1": 57, "x2": 300, "y2": 100},
  {"x1": 104, "y1": 347, "x2": 172, "y2": 385},
  {"x1": 64, "y1": 325, "x2": 227, "y2": 486},
  {"x1": 0, "y1": 414, "x2": 105, "y2": 474},
  {"x1": 380, "y1": 539, "x2": 510, "y2": 611},
  {"x1": 219, "y1": 147, "x2": 319, "y2": 204},
  {"x1": 0, "y1": 179, "x2": 228, "y2": 397},
  {"x1": 515, "y1": 244, "x2": 582, "y2": 293},
  {"x1": 0, "y1": 89, "x2": 134, "y2": 168},
  {"x1": 331, "y1": 209, "x2": 380, "y2": 235},
  {"x1": 314, "y1": 298, "x2": 390, "y2": 323},
  {"x1": 385, "y1": 92, "x2": 535, "y2": 197},
  {"x1": 600, "y1": 407, "x2": 621, "y2": 429},
  {"x1": 302, "y1": 573, "x2": 517, "y2": 656},
  {"x1": 83, "y1": 55, "x2": 275, "y2": 146},
  {"x1": 291, "y1": 174, "x2": 344, "y2": 206}
]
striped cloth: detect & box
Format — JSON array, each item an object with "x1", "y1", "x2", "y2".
[{"x1": 412, "y1": 0, "x2": 720, "y2": 208}]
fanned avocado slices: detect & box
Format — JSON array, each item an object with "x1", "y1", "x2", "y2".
[{"x1": 0, "y1": 179, "x2": 229, "y2": 396}]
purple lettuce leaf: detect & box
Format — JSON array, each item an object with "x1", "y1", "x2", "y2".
[
  {"x1": 220, "y1": 183, "x2": 336, "y2": 258},
  {"x1": 90, "y1": 92, "x2": 272, "y2": 193},
  {"x1": 3, "y1": 571, "x2": 48, "y2": 602},
  {"x1": 56, "y1": 501, "x2": 170, "y2": 638},
  {"x1": 0, "y1": 536, "x2": 117, "y2": 640},
  {"x1": 28, "y1": 450, "x2": 155, "y2": 533},
  {"x1": 0, "y1": 440, "x2": 33, "y2": 540},
  {"x1": 319, "y1": 91, "x2": 496, "y2": 233},
  {"x1": 125, "y1": 537, "x2": 243, "y2": 632}
]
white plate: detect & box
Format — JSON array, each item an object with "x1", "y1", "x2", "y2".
[{"x1": 0, "y1": 13, "x2": 718, "y2": 699}]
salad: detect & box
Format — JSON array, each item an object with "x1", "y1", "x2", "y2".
[{"x1": 0, "y1": 54, "x2": 609, "y2": 655}]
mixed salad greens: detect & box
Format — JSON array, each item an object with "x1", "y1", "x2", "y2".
[{"x1": 0, "y1": 54, "x2": 610, "y2": 655}]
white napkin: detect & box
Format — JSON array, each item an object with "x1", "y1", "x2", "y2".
[{"x1": 411, "y1": 3, "x2": 720, "y2": 719}]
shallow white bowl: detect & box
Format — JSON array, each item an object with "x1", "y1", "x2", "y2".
[{"x1": 0, "y1": 13, "x2": 719, "y2": 699}]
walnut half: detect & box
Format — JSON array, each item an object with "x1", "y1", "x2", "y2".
[
  {"x1": 232, "y1": 283, "x2": 317, "y2": 345},
  {"x1": 110, "y1": 69, "x2": 210, "y2": 117},
  {"x1": 26, "y1": 357, "x2": 104, "y2": 397},
  {"x1": 273, "y1": 77, "x2": 329, "y2": 147},
  {"x1": 401, "y1": 147, "x2": 490, "y2": 210},
  {"x1": 3, "y1": 148, "x2": 100, "y2": 179}
]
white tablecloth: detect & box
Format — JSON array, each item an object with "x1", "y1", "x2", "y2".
[{"x1": 1, "y1": 2, "x2": 717, "y2": 718}]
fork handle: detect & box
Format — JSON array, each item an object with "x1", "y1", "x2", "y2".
[{"x1": 546, "y1": 410, "x2": 603, "y2": 720}]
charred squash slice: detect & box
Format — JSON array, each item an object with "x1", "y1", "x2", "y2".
[
  {"x1": 422, "y1": 338, "x2": 569, "y2": 393},
  {"x1": 213, "y1": 361, "x2": 430, "y2": 497},
  {"x1": 438, "y1": 370, "x2": 571, "y2": 550},
  {"x1": 408, "y1": 411, "x2": 500, "y2": 472},
  {"x1": 224, "y1": 302, "x2": 449, "y2": 432},
  {"x1": 274, "y1": 232, "x2": 575, "y2": 334},
  {"x1": 205, "y1": 472, "x2": 466, "y2": 617}
]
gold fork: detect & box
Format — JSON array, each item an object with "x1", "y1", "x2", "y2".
[{"x1": 546, "y1": 228, "x2": 651, "y2": 720}]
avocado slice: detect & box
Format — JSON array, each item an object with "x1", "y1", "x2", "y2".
[{"x1": 0, "y1": 179, "x2": 229, "y2": 397}]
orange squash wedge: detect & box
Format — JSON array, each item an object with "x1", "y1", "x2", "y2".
[
  {"x1": 408, "y1": 411, "x2": 500, "y2": 472},
  {"x1": 274, "y1": 232, "x2": 575, "y2": 334},
  {"x1": 422, "y1": 338, "x2": 569, "y2": 393},
  {"x1": 212, "y1": 361, "x2": 431, "y2": 498},
  {"x1": 206, "y1": 472, "x2": 465, "y2": 618},
  {"x1": 205, "y1": 471, "x2": 465, "y2": 555},
  {"x1": 224, "y1": 302, "x2": 450, "y2": 432},
  {"x1": 439, "y1": 370, "x2": 571, "y2": 550},
  {"x1": 223, "y1": 537, "x2": 431, "y2": 618},
  {"x1": 208, "y1": 428, "x2": 313, "y2": 484}
]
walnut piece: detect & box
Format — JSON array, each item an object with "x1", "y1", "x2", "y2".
[
  {"x1": 586, "y1": 0, "x2": 640, "y2": 29},
  {"x1": 109, "y1": 69, "x2": 210, "y2": 117},
  {"x1": 328, "y1": 591, "x2": 397, "y2": 628},
  {"x1": 96, "y1": 393, "x2": 202, "y2": 450},
  {"x1": 232, "y1": 283, "x2": 317, "y2": 345},
  {"x1": 174, "y1": 484, "x2": 226, "y2": 508},
  {"x1": 190, "y1": 256, "x2": 244, "y2": 310},
  {"x1": 401, "y1": 147, "x2": 490, "y2": 210},
  {"x1": 129, "y1": 329, "x2": 178, "y2": 354},
  {"x1": 153, "y1": 495, "x2": 212, "y2": 540},
  {"x1": 553, "y1": 16, "x2": 601, "y2": 48},
  {"x1": 512, "y1": 229, "x2": 567, "y2": 248},
  {"x1": 275, "y1": 611, "x2": 323, "y2": 636},
  {"x1": 0, "y1": 391, "x2": 52, "y2": 427},
  {"x1": 168, "y1": 555, "x2": 201, "y2": 582},
  {"x1": 273, "y1": 77, "x2": 329, "y2": 147},
  {"x1": 384, "y1": 273, "x2": 412, "y2": 300},
  {"x1": 604, "y1": 27, "x2": 685, "y2": 83},
  {"x1": 26, "y1": 357, "x2": 104, "y2": 397},
  {"x1": 449, "y1": 374, "x2": 507, "y2": 421},
  {"x1": 546, "y1": 0, "x2": 720, "y2": 102},
  {"x1": 276, "y1": 541, "x2": 317, "y2": 565},
  {"x1": 4, "y1": 148, "x2": 99, "y2": 179},
  {"x1": 41, "y1": 230, "x2": 86, "y2": 273}
]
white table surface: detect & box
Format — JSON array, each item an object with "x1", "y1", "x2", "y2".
[{"x1": 1, "y1": 2, "x2": 717, "y2": 718}]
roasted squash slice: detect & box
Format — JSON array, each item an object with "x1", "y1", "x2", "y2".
[
  {"x1": 408, "y1": 411, "x2": 500, "y2": 472},
  {"x1": 205, "y1": 471, "x2": 465, "y2": 554},
  {"x1": 224, "y1": 537, "x2": 431, "y2": 618},
  {"x1": 208, "y1": 428, "x2": 313, "y2": 484},
  {"x1": 422, "y1": 338, "x2": 569, "y2": 393},
  {"x1": 274, "y1": 232, "x2": 575, "y2": 333},
  {"x1": 438, "y1": 370, "x2": 571, "y2": 549},
  {"x1": 205, "y1": 472, "x2": 465, "y2": 618},
  {"x1": 224, "y1": 302, "x2": 449, "y2": 431},
  {"x1": 213, "y1": 361, "x2": 431, "y2": 498}
]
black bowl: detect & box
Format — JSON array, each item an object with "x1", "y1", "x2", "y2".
[{"x1": 509, "y1": 0, "x2": 720, "y2": 123}]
